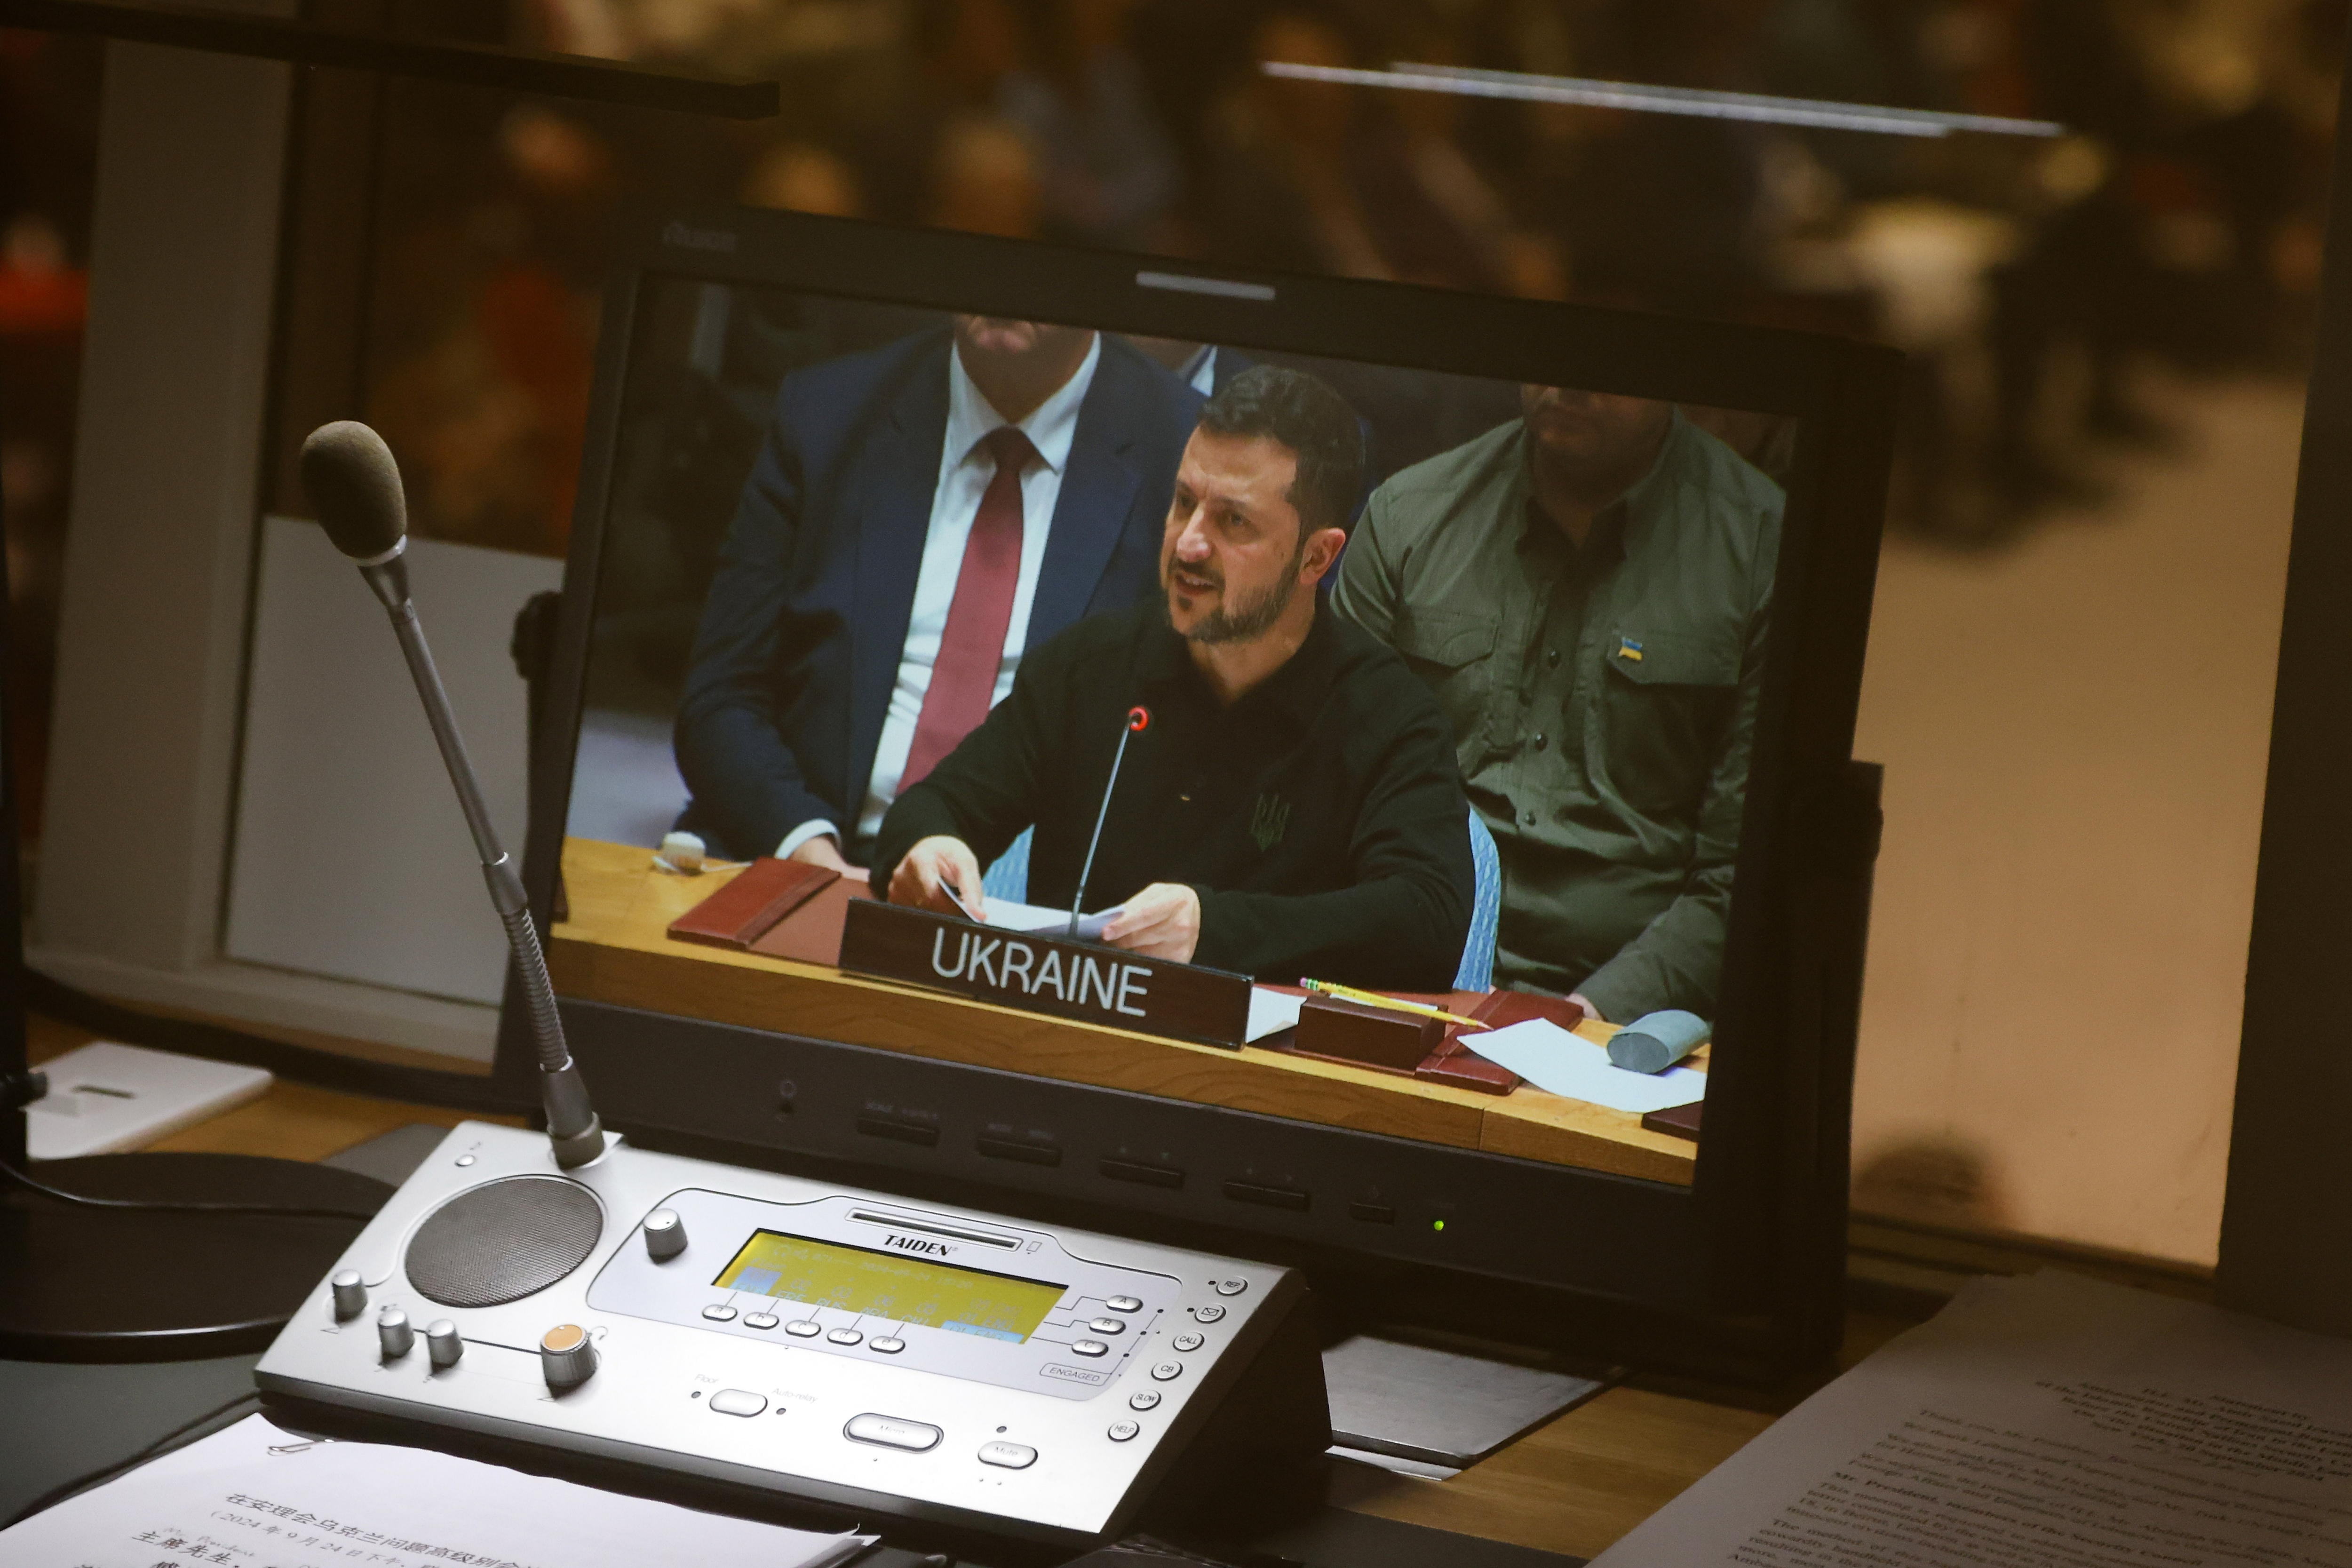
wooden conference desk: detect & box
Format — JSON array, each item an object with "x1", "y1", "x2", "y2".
[{"x1": 548, "y1": 837, "x2": 1702, "y2": 1187}]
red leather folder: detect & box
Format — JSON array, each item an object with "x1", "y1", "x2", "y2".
[
  {"x1": 1414, "y1": 991, "x2": 1589, "y2": 1096},
  {"x1": 667, "y1": 858, "x2": 840, "y2": 950}
]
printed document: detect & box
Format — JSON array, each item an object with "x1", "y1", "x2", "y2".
[
  {"x1": 1593, "y1": 1268, "x2": 2352, "y2": 1567},
  {"x1": 0, "y1": 1413, "x2": 873, "y2": 1568},
  {"x1": 1465, "y1": 1019, "x2": 1707, "y2": 1114}
]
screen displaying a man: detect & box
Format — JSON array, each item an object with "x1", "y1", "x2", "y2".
[
  {"x1": 673, "y1": 314, "x2": 1201, "y2": 866},
  {"x1": 873, "y1": 365, "x2": 1474, "y2": 988},
  {"x1": 1333, "y1": 386, "x2": 1783, "y2": 1021}
]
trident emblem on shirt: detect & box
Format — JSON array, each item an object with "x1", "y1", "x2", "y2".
[{"x1": 1250, "y1": 793, "x2": 1291, "y2": 852}]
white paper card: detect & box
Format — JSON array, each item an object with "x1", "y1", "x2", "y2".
[
  {"x1": 1592, "y1": 1269, "x2": 2352, "y2": 1568},
  {"x1": 977, "y1": 897, "x2": 1124, "y2": 941},
  {"x1": 1464, "y1": 1019, "x2": 1708, "y2": 1113},
  {"x1": 1246, "y1": 987, "x2": 1306, "y2": 1043},
  {"x1": 0, "y1": 1414, "x2": 872, "y2": 1568}
]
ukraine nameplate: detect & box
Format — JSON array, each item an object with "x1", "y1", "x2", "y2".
[{"x1": 839, "y1": 901, "x2": 1251, "y2": 1049}]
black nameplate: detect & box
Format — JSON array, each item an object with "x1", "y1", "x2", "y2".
[{"x1": 839, "y1": 900, "x2": 1251, "y2": 1050}]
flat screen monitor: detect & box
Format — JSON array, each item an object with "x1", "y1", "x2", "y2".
[{"x1": 518, "y1": 209, "x2": 1899, "y2": 1385}]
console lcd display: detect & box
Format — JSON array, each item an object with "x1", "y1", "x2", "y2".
[{"x1": 712, "y1": 1230, "x2": 1066, "y2": 1343}]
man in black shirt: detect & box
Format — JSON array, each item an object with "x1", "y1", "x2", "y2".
[{"x1": 874, "y1": 365, "x2": 1473, "y2": 988}]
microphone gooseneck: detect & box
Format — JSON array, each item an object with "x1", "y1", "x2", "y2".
[
  {"x1": 1070, "y1": 706, "x2": 1149, "y2": 939},
  {"x1": 301, "y1": 420, "x2": 605, "y2": 1170}
]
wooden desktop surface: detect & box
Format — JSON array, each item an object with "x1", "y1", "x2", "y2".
[
  {"x1": 24, "y1": 1018, "x2": 1813, "y2": 1562},
  {"x1": 549, "y1": 837, "x2": 1702, "y2": 1187}
]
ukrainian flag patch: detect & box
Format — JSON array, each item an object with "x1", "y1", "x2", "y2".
[{"x1": 1616, "y1": 635, "x2": 1645, "y2": 663}]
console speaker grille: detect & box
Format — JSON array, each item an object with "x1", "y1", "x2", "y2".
[{"x1": 405, "y1": 1176, "x2": 603, "y2": 1307}]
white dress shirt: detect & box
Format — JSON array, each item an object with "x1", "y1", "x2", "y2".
[{"x1": 778, "y1": 332, "x2": 1103, "y2": 858}]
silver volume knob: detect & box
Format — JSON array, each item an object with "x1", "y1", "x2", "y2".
[
  {"x1": 642, "y1": 1208, "x2": 686, "y2": 1262},
  {"x1": 540, "y1": 1323, "x2": 598, "y2": 1389},
  {"x1": 377, "y1": 1306, "x2": 414, "y2": 1360},
  {"x1": 330, "y1": 1270, "x2": 366, "y2": 1321},
  {"x1": 425, "y1": 1319, "x2": 463, "y2": 1369}
]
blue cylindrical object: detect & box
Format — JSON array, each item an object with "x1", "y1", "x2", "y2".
[{"x1": 1606, "y1": 1010, "x2": 1710, "y2": 1074}]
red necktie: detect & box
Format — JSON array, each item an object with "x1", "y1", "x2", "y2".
[{"x1": 901, "y1": 425, "x2": 1036, "y2": 789}]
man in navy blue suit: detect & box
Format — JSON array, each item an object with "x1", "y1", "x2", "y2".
[{"x1": 675, "y1": 316, "x2": 1202, "y2": 866}]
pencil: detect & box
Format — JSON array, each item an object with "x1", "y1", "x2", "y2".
[{"x1": 1300, "y1": 978, "x2": 1489, "y2": 1030}]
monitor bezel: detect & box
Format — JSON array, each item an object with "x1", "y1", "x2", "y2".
[{"x1": 511, "y1": 207, "x2": 1899, "y2": 1385}]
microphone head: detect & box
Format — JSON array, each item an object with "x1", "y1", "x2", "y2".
[
  {"x1": 300, "y1": 420, "x2": 408, "y2": 563},
  {"x1": 1127, "y1": 706, "x2": 1151, "y2": 733}
]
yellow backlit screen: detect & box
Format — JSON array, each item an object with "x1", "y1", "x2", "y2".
[{"x1": 712, "y1": 1230, "x2": 1065, "y2": 1343}]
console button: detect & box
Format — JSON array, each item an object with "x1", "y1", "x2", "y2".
[
  {"x1": 1192, "y1": 1305, "x2": 1226, "y2": 1323},
  {"x1": 1213, "y1": 1278, "x2": 1248, "y2": 1297},
  {"x1": 539, "y1": 1323, "x2": 597, "y2": 1389},
  {"x1": 786, "y1": 1321, "x2": 821, "y2": 1337},
  {"x1": 1150, "y1": 1361, "x2": 1183, "y2": 1381},
  {"x1": 1349, "y1": 1201, "x2": 1398, "y2": 1224},
  {"x1": 330, "y1": 1270, "x2": 366, "y2": 1321},
  {"x1": 709, "y1": 1389, "x2": 766, "y2": 1417},
  {"x1": 1172, "y1": 1331, "x2": 1204, "y2": 1352},
  {"x1": 1104, "y1": 1296, "x2": 1143, "y2": 1312},
  {"x1": 1087, "y1": 1317, "x2": 1125, "y2": 1336},
  {"x1": 701, "y1": 1304, "x2": 738, "y2": 1322},
  {"x1": 871, "y1": 1337, "x2": 906, "y2": 1353},
  {"x1": 1107, "y1": 1420, "x2": 1140, "y2": 1442},
  {"x1": 826, "y1": 1328, "x2": 863, "y2": 1345},
  {"x1": 1099, "y1": 1158, "x2": 1183, "y2": 1189},
  {"x1": 978, "y1": 1441, "x2": 1037, "y2": 1469},
  {"x1": 856, "y1": 1114, "x2": 939, "y2": 1147},
  {"x1": 425, "y1": 1319, "x2": 463, "y2": 1369},
  {"x1": 1071, "y1": 1339, "x2": 1109, "y2": 1358},
  {"x1": 376, "y1": 1307, "x2": 414, "y2": 1361},
  {"x1": 976, "y1": 1137, "x2": 1061, "y2": 1167},
  {"x1": 1128, "y1": 1390, "x2": 1161, "y2": 1411},
  {"x1": 845, "y1": 1414, "x2": 941, "y2": 1451},
  {"x1": 745, "y1": 1313, "x2": 779, "y2": 1330}
]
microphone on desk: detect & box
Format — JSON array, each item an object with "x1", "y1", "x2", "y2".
[
  {"x1": 300, "y1": 420, "x2": 605, "y2": 1170},
  {"x1": 1070, "y1": 706, "x2": 1149, "y2": 939}
]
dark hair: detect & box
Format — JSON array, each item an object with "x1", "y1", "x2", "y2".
[{"x1": 1196, "y1": 364, "x2": 1364, "y2": 541}]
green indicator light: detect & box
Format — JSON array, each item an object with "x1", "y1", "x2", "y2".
[{"x1": 1431, "y1": 1219, "x2": 1446, "y2": 1232}]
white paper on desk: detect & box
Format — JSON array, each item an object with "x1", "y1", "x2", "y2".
[
  {"x1": 0, "y1": 1413, "x2": 873, "y2": 1568},
  {"x1": 978, "y1": 896, "x2": 1125, "y2": 941},
  {"x1": 1463, "y1": 1019, "x2": 1706, "y2": 1113},
  {"x1": 1246, "y1": 987, "x2": 1305, "y2": 1043},
  {"x1": 1593, "y1": 1268, "x2": 2352, "y2": 1568}
]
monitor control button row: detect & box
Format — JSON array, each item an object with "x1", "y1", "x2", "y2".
[
  {"x1": 826, "y1": 1328, "x2": 863, "y2": 1345},
  {"x1": 701, "y1": 1304, "x2": 737, "y2": 1322},
  {"x1": 1191, "y1": 1305, "x2": 1226, "y2": 1324},
  {"x1": 745, "y1": 1313, "x2": 779, "y2": 1330},
  {"x1": 1150, "y1": 1361, "x2": 1184, "y2": 1381},
  {"x1": 1107, "y1": 1420, "x2": 1140, "y2": 1442},
  {"x1": 1213, "y1": 1278, "x2": 1248, "y2": 1297},
  {"x1": 870, "y1": 1337, "x2": 906, "y2": 1353},
  {"x1": 709, "y1": 1389, "x2": 766, "y2": 1417},
  {"x1": 786, "y1": 1321, "x2": 821, "y2": 1337},
  {"x1": 1104, "y1": 1295, "x2": 1144, "y2": 1313},
  {"x1": 1128, "y1": 1390, "x2": 1161, "y2": 1411},
  {"x1": 978, "y1": 1441, "x2": 1037, "y2": 1469},
  {"x1": 845, "y1": 1414, "x2": 942, "y2": 1451},
  {"x1": 1172, "y1": 1331, "x2": 1204, "y2": 1353},
  {"x1": 1086, "y1": 1317, "x2": 1126, "y2": 1335},
  {"x1": 1071, "y1": 1339, "x2": 1110, "y2": 1358}
]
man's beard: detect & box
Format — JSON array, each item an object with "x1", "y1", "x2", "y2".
[{"x1": 1166, "y1": 548, "x2": 1302, "y2": 645}]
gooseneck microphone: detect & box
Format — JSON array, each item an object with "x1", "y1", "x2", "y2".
[
  {"x1": 1070, "y1": 706, "x2": 1149, "y2": 939},
  {"x1": 299, "y1": 421, "x2": 605, "y2": 1170}
]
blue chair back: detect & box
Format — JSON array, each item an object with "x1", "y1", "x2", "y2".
[
  {"x1": 1454, "y1": 810, "x2": 1502, "y2": 992},
  {"x1": 982, "y1": 826, "x2": 1033, "y2": 903}
]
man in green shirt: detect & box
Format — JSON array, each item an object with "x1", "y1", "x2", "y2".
[{"x1": 1332, "y1": 386, "x2": 1783, "y2": 1021}]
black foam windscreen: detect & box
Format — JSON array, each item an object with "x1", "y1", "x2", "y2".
[
  {"x1": 405, "y1": 1175, "x2": 603, "y2": 1308},
  {"x1": 299, "y1": 420, "x2": 408, "y2": 562}
]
